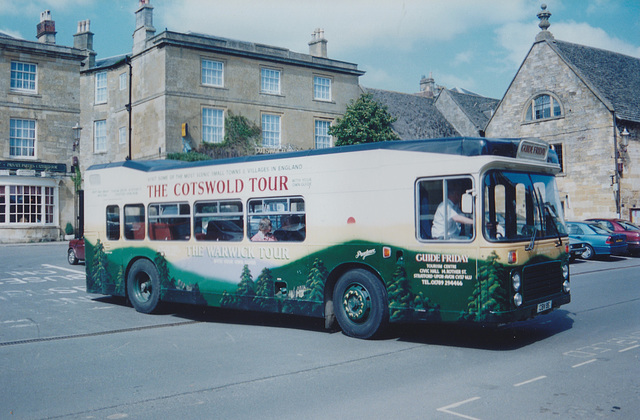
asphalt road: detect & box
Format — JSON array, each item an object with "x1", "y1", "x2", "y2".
[{"x1": 1, "y1": 242, "x2": 639, "y2": 419}]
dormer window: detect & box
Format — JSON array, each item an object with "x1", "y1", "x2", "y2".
[{"x1": 524, "y1": 93, "x2": 562, "y2": 121}]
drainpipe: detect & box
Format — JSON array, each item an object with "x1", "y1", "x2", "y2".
[
  {"x1": 125, "y1": 56, "x2": 132, "y2": 160},
  {"x1": 613, "y1": 113, "x2": 621, "y2": 218}
]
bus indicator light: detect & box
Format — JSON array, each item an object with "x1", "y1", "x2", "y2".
[
  {"x1": 383, "y1": 247, "x2": 391, "y2": 258},
  {"x1": 508, "y1": 251, "x2": 517, "y2": 264}
]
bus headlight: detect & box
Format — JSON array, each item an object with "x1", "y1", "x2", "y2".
[
  {"x1": 563, "y1": 280, "x2": 570, "y2": 293},
  {"x1": 513, "y1": 293, "x2": 523, "y2": 307},
  {"x1": 511, "y1": 271, "x2": 521, "y2": 292}
]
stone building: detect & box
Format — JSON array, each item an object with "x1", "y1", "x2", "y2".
[
  {"x1": 365, "y1": 87, "x2": 459, "y2": 139},
  {"x1": 364, "y1": 75, "x2": 498, "y2": 140},
  {"x1": 485, "y1": 5, "x2": 640, "y2": 222},
  {"x1": 0, "y1": 12, "x2": 87, "y2": 243},
  {"x1": 435, "y1": 88, "x2": 499, "y2": 137},
  {"x1": 77, "y1": 0, "x2": 364, "y2": 171}
]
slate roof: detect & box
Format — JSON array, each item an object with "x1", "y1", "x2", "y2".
[
  {"x1": 91, "y1": 54, "x2": 130, "y2": 71},
  {"x1": 364, "y1": 88, "x2": 459, "y2": 139},
  {"x1": 445, "y1": 89, "x2": 499, "y2": 131},
  {"x1": 551, "y1": 40, "x2": 640, "y2": 123}
]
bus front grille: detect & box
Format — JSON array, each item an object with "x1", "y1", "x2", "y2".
[{"x1": 522, "y1": 260, "x2": 563, "y2": 301}]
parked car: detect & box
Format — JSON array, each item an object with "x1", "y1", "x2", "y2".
[
  {"x1": 67, "y1": 238, "x2": 85, "y2": 265},
  {"x1": 566, "y1": 221, "x2": 627, "y2": 260},
  {"x1": 568, "y1": 237, "x2": 588, "y2": 262},
  {"x1": 586, "y1": 218, "x2": 640, "y2": 256}
]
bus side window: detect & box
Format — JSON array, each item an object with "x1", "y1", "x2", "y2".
[
  {"x1": 417, "y1": 178, "x2": 473, "y2": 241},
  {"x1": 248, "y1": 197, "x2": 306, "y2": 242},
  {"x1": 148, "y1": 202, "x2": 191, "y2": 241},
  {"x1": 194, "y1": 200, "x2": 243, "y2": 242},
  {"x1": 124, "y1": 204, "x2": 145, "y2": 240},
  {"x1": 106, "y1": 205, "x2": 120, "y2": 240}
]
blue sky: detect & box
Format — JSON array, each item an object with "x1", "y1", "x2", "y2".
[{"x1": 2, "y1": 0, "x2": 639, "y2": 99}]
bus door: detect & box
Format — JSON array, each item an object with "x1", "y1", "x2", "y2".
[{"x1": 411, "y1": 177, "x2": 478, "y2": 320}]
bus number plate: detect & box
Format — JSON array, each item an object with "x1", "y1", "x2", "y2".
[{"x1": 537, "y1": 300, "x2": 552, "y2": 313}]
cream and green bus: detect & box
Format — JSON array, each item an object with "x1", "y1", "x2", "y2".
[{"x1": 84, "y1": 137, "x2": 571, "y2": 339}]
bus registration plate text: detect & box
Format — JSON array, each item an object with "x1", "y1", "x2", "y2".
[{"x1": 537, "y1": 300, "x2": 552, "y2": 313}]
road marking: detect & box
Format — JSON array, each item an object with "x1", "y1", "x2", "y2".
[
  {"x1": 41, "y1": 264, "x2": 84, "y2": 274},
  {"x1": 619, "y1": 344, "x2": 640, "y2": 353},
  {"x1": 437, "y1": 397, "x2": 481, "y2": 420},
  {"x1": 514, "y1": 375, "x2": 546, "y2": 387},
  {"x1": 572, "y1": 359, "x2": 597, "y2": 368}
]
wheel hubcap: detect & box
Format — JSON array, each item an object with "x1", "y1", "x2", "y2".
[
  {"x1": 342, "y1": 283, "x2": 371, "y2": 323},
  {"x1": 135, "y1": 274, "x2": 151, "y2": 302}
]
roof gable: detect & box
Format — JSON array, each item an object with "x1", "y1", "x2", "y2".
[
  {"x1": 551, "y1": 40, "x2": 640, "y2": 123},
  {"x1": 365, "y1": 88, "x2": 459, "y2": 139},
  {"x1": 445, "y1": 90, "x2": 499, "y2": 130}
]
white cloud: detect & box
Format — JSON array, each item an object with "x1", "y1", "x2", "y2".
[
  {"x1": 0, "y1": 0, "x2": 93, "y2": 15},
  {"x1": 162, "y1": 0, "x2": 532, "y2": 56},
  {"x1": 453, "y1": 50, "x2": 474, "y2": 66},
  {"x1": 494, "y1": 21, "x2": 538, "y2": 66},
  {"x1": 553, "y1": 21, "x2": 640, "y2": 58},
  {"x1": 359, "y1": 67, "x2": 394, "y2": 90},
  {"x1": 0, "y1": 27, "x2": 25, "y2": 39}
]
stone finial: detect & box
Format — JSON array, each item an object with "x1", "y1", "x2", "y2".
[{"x1": 536, "y1": 4, "x2": 554, "y2": 41}]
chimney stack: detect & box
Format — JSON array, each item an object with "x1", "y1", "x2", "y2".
[
  {"x1": 309, "y1": 28, "x2": 328, "y2": 58},
  {"x1": 419, "y1": 73, "x2": 435, "y2": 97},
  {"x1": 74, "y1": 20, "x2": 96, "y2": 67},
  {"x1": 36, "y1": 10, "x2": 56, "y2": 44},
  {"x1": 133, "y1": 0, "x2": 156, "y2": 55}
]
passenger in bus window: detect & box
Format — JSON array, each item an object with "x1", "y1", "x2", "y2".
[
  {"x1": 432, "y1": 182, "x2": 473, "y2": 240},
  {"x1": 274, "y1": 215, "x2": 305, "y2": 241},
  {"x1": 251, "y1": 217, "x2": 277, "y2": 241}
]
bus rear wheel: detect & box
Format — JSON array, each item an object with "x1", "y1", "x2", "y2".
[
  {"x1": 334, "y1": 269, "x2": 389, "y2": 339},
  {"x1": 127, "y1": 259, "x2": 161, "y2": 314}
]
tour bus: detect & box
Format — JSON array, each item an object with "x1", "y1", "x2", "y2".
[{"x1": 83, "y1": 137, "x2": 571, "y2": 339}]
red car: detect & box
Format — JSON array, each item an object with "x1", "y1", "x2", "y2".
[
  {"x1": 67, "y1": 238, "x2": 85, "y2": 265},
  {"x1": 586, "y1": 218, "x2": 640, "y2": 256}
]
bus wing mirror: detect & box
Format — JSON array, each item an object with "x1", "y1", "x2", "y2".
[{"x1": 461, "y1": 192, "x2": 474, "y2": 214}]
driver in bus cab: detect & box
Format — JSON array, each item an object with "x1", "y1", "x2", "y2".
[
  {"x1": 432, "y1": 183, "x2": 474, "y2": 239},
  {"x1": 251, "y1": 217, "x2": 277, "y2": 241}
]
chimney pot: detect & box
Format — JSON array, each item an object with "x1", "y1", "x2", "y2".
[
  {"x1": 36, "y1": 10, "x2": 56, "y2": 44},
  {"x1": 309, "y1": 28, "x2": 328, "y2": 58}
]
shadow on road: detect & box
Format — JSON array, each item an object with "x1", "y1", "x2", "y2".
[
  {"x1": 92, "y1": 297, "x2": 573, "y2": 349},
  {"x1": 392, "y1": 309, "x2": 574, "y2": 350}
]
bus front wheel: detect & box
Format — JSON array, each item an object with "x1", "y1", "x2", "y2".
[
  {"x1": 334, "y1": 269, "x2": 389, "y2": 339},
  {"x1": 127, "y1": 259, "x2": 161, "y2": 314}
]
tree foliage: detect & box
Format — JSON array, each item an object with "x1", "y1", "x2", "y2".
[{"x1": 329, "y1": 93, "x2": 400, "y2": 146}]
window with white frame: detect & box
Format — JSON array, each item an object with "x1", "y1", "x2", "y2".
[
  {"x1": 313, "y1": 76, "x2": 331, "y2": 101},
  {"x1": 202, "y1": 108, "x2": 224, "y2": 144},
  {"x1": 94, "y1": 120, "x2": 107, "y2": 153},
  {"x1": 261, "y1": 68, "x2": 281, "y2": 94},
  {"x1": 524, "y1": 93, "x2": 562, "y2": 121},
  {"x1": 202, "y1": 59, "x2": 224, "y2": 87},
  {"x1": 119, "y1": 72, "x2": 127, "y2": 90},
  {"x1": 551, "y1": 143, "x2": 565, "y2": 174},
  {"x1": 95, "y1": 72, "x2": 107, "y2": 104},
  {"x1": 315, "y1": 120, "x2": 332, "y2": 149},
  {"x1": 119, "y1": 126, "x2": 127, "y2": 145},
  {"x1": 9, "y1": 119, "x2": 36, "y2": 158},
  {"x1": 262, "y1": 114, "x2": 281, "y2": 148},
  {"x1": 11, "y1": 61, "x2": 37, "y2": 92},
  {"x1": 0, "y1": 185, "x2": 55, "y2": 224}
]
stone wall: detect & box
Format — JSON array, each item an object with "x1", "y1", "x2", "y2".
[{"x1": 486, "y1": 40, "x2": 623, "y2": 220}]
